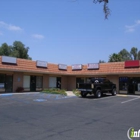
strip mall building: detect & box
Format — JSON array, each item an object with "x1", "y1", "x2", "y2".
[{"x1": 0, "y1": 56, "x2": 140, "y2": 94}]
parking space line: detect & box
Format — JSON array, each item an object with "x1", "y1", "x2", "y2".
[
  {"x1": 117, "y1": 94, "x2": 128, "y2": 97},
  {"x1": 121, "y1": 97, "x2": 140, "y2": 104}
]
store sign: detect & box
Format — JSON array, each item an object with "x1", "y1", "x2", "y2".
[
  {"x1": 119, "y1": 77, "x2": 128, "y2": 82},
  {"x1": 2, "y1": 56, "x2": 17, "y2": 64},
  {"x1": 36, "y1": 60, "x2": 47, "y2": 68},
  {"x1": 58, "y1": 64, "x2": 67, "y2": 70},
  {"x1": 125, "y1": 60, "x2": 139, "y2": 68},
  {"x1": 72, "y1": 64, "x2": 82, "y2": 70},
  {"x1": 87, "y1": 63, "x2": 99, "y2": 70}
]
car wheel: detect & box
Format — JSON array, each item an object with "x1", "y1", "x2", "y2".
[
  {"x1": 95, "y1": 90, "x2": 102, "y2": 98},
  {"x1": 81, "y1": 92, "x2": 87, "y2": 98},
  {"x1": 112, "y1": 88, "x2": 117, "y2": 96}
]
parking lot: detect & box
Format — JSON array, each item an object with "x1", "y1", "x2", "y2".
[{"x1": 0, "y1": 93, "x2": 140, "y2": 140}]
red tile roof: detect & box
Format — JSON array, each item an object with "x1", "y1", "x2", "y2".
[{"x1": 0, "y1": 56, "x2": 140, "y2": 75}]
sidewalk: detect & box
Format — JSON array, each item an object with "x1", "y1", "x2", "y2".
[
  {"x1": 66, "y1": 91, "x2": 76, "y2": 97},
  {"x1": 0, "y1": 91, "x2": 76, "y2": 97}
]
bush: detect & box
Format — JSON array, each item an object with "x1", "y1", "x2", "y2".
[
  {"x1": 16, "y1": 87, "x2": 24, "y2": 92},
  {"x1": 73, "y1": 89, "x2": 81, "y2": 96},
  {"x1": 42, "y1": 88, "x2": 67, "y2": 96}
]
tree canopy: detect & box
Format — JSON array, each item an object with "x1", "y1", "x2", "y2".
[
  {"x1": 99, "y1": 60, "x2": 106, "y2": 63},
  {"x1": 118, "y1": 49, "x2": 132, "y2": 61},
  {"x1": 108, "y1": 47, "x2": 140, "y2": 62},
  {"x1": 109, "y1": 53, "x2": 122, "y2": 62},
  {"x1": 130, "y1": 47, "x2": 138, "y2": 60},
  {"x1": 138, "y1": 51, "x2": 140, "y2": 60},
  {"x1": 0, "y1": 41, "x2": 32, "y2": 60}
]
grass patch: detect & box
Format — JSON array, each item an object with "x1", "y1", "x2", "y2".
[
  {"x1": 73, "y1": 89, "x2": 81, "y2": 97},
  {"x1": 42, "y1": 88, "x2": 67, "y2": 96}
]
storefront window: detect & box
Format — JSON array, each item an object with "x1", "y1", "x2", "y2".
[
  {"x1": 76, "y1": 78, "x2": 85, "y2": 88},
  {"x1": 133, "y1": 78, "x2": 140, "y2": 91},
  {"x1": 23, "y1": 75, "x2": 30, "y2": 91},
  {"x1": 36, "y1": 76, "x2": 43, "y2": 88},
  {"x1": 119, "y1": 77, "x2": 128, "y2": 91},
  {"x1": 0, "y1": 74, "x2": 5, "y2": 88}
]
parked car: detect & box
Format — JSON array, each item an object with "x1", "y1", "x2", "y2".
[{"x1": 77, "y1": 78, "x2": 117, "y2": 98}]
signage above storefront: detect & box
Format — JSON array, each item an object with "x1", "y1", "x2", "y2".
[
  {"x1": 72, "y1": 64, "x2": 82, "y2": 70},
  {"x1": 36, "y1": 60, "x2": 47, "y2": 68},
  {"x1": 125, "y1": 60, "x2": 140, "y2": 68},
  {"x1": 87, "y1": 63, "x2": 99, "y2": 70},
  {"x1": 2, "y1": 56, "x2": 17, "y2": 64},
  {"x1": 58, "y1": 64, "x2": 67, "y2": 70}
]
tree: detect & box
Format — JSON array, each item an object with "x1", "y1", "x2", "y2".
[
  {"x1": 109, "y1": 53, "x2": 122, "y2": 62},
  {"x1": 118, "y1": 49, "x2": 132, "y2": 61},
  {"x1": 0, "y1": 41, "x2": 32, "y2": 60},
  {"x1": 130, "y1": 47, "x2": 138, "y2": 60},
  {"x1": 108, "y1": 47, "x2": 140, "y2": 62},
  {"x1": 99, "y1": 60, "x2": 105, "y2": 63},
  {"x1": 138, "y1": 50, "x2": 140, "y2": 60},
  {"x1": 93, "y1": 0, "x2": 110, "y2": 19},
  {"x1": 0, "y1": 43, "x2": 12, "y2": 56}
]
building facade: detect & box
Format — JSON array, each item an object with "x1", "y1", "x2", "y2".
[{"x1": 0, "y1": 56, "x2": 140, "y2": 95}]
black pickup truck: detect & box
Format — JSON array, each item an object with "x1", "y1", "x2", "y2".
[{"x1": 77, "y1": 78, "x2": 117, "y2": 98}]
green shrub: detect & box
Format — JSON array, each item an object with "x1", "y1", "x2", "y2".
[
  {"x1": 42, "y1": 88, "x2": 67, "y2": 96},
  {"x1": 73, "y1": 89, "x2": 81, "y2": 96}
]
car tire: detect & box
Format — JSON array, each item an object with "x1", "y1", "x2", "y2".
[
  {"x1": 95, "y1": 90, "x2": 102, "y2": 98},
  {"x1": 81, "y1": 92, "x2": 87, "y2": 98},
  {"x1": 112, "y1": 88, "x2": 117, "y2": 96}
]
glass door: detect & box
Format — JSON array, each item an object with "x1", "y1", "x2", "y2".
[
  {"x1": 30, "y1": 76, "x2": 36, "y2": 91},
  {"x1": 5, "y1": 75, "x2": 13, "y2": 92},
  {"x1": 128, "y1": 78, "x2": 135, "y2": 94},
  {"x1": 57, "y1": 77, "x2": 61, "y2": 89}
]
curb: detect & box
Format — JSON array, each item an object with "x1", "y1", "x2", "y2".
[
  {"x1": 0, "y1": 92, "x2": 40, "y2": 96},
  {"x1": 117, "y1": 94, "x2": 140, "y2": 98}
]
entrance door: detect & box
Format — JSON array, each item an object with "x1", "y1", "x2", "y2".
[
  {"x1": 128, "y1": 78, "x2": 135, "y2": 94},
  {"x1": 30, "y1": 76, "x2": 36, "y2": 91},
  {"x1": 57, "y1": 77, "x2": 61, "y2": 89},
  {"x1": 128, "y1": 84, "x2": 135, "y2": 94},
  {"x1": 5, "y1": 75, "x2": 13, "y2": 92}
]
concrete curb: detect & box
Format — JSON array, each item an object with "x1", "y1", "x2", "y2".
[{"x1": 117, "y1": 94, "x2": 140, "y2": 98}]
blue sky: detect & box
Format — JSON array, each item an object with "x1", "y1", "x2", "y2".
[{"x1": 0, "y1": 0, "x2": 140, "y2": 65}]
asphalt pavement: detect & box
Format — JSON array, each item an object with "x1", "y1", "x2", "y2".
[{"x1": 0, "y1": 93, "x2": 140, "y2": 140}]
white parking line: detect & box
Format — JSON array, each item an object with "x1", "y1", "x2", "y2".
[{"x1": 121, "y1": 97, "x2": 140, "y2": 104}]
